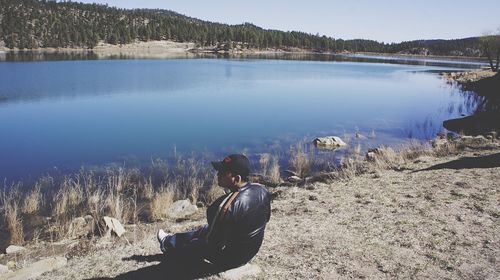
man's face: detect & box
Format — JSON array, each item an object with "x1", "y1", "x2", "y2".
[{"x1": 217, "y1": 169, "x2": 236, "y2": 189}]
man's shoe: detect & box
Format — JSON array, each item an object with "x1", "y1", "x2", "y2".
[
  {"x1": 157, "y1": 229, "x2": 168, "y2": 243},
  {"x1": 157, "y1": 229, "x2": 173, "y2": 253}
]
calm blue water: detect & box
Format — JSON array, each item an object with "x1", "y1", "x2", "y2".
[{"x1": 0, "y1": 56, "x2": 478, "y2": 180}]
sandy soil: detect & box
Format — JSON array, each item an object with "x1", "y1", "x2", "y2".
[
  {"x1": 1, "y1": 139, "x2": 494, "y2": 279},
  {"x1": 258, "y1": 151, "x2": 499, "y2": 279},
  {"x1": 441, "y1": 70, "x2": 497, "y2": 84},
  {"x1": 0, "y1": 40, "x2": 200, "y2": 59}
]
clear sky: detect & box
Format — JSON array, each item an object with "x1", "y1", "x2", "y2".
[{"x1": 76, "y1": 0, "x2": 500, "y2": 43}]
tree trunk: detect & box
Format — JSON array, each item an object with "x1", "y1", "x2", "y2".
[
  {"x1": 487, "y1": 55, "x2": 495, "y2": 71},
  {"x1": 495, "y1": 49, "x2": 500, "y2": 72}
]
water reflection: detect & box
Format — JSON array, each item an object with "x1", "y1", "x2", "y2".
[
  {"x1": 0, "y1": 53, "x2": 486, "y2": 106},
  {"x1": 1, "y1": 50, "x2": 487, "y2": 68},
  {"x1": 442, "y1": 73, "x2": 500, "y2": 135},
  {"x1": 1, "y1": 51, "x2": 99, "y2": 62}
]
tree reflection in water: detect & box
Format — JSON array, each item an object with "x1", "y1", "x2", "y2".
[{"x1": 443, "y1": 73, "x2": 500, "y2": 135}]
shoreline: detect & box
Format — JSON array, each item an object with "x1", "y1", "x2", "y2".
[
  {"x1": 0, "y1": 40, "x2": 491, "y2": 62},
  {"x1": 0, "y1": 40, "x2": 327, "y2": 56},
  {"x1": 1, "y1": 135, "x2": 499, "y2": 279},
  {"x1": 353, "y1": 51, "x2": 489, "y2": 63},
  {"x1": 441, "y1": 69, "x2": 497, "y2": 84}
]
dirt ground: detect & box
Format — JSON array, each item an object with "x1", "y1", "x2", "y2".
[{"x1": 1, "y1": 141, "x2": 498, "y2": 279}]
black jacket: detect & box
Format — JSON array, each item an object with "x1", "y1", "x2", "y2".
[{"x1": 206, "y1": 182, "x2": 271, "y2": 267}]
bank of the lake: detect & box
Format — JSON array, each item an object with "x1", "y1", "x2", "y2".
[
  {"x1": 0, "y1": 40, "x2": 332, "y2": 59},
  {"x1": 0, "y1": 135, "x2": 498, "y2": 279},
  {"x1": 4, "y1": 39, "x2": 492, "y2": 61}
]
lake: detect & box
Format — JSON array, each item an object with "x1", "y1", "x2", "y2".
[{"x1": 0, "y1": 54, "x2": 484, "y2": 181}]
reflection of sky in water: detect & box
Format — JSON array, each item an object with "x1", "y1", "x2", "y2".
[{"x1": 0, "y1": 59, "x2": 478, "y2": 180}]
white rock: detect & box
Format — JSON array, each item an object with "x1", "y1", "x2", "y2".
[
  {"x1": 168, "y1": 200, "x2": 198, "y2": 219},
  {"x1": 6, "y1": 261, "x2": 16, "y2": 270},
  {"x1": 220, "y1": 263, "x2": 262, "y2": 280},
  {"x1": 2, "y1": 257, "x2": 67, "y2": 280},
  {"x1": 355, "y1": 133, "x2": 367, "y2": 139},
  {"x1": 0, "y1": 264, "x2": 11, "y2": 274},
  {"x1": 103, "y1": 216, "x2": 126, "y2": 237},
  {"x1": 5, "y1": 245, "x2": 25, "y2": 255},
  {"x1": 365, "y1": 151, "x2": 377, "y2": 161},
  {"x1": 286, "y1": 175, "x2": 302, "y2": 183},
  {"x1": 313, "y1": 136, "x2": 347, "y2": 149}
]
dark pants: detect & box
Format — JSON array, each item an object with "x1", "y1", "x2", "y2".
[
  {"x1": 161, "y1": 225, "x2": 211, "y2": 262},
  {"x1": 160, "y1": 225, "x2": 253, "y2": 270}
]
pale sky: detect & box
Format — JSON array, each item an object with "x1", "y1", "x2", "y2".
[{"x1": 76, "y1": 0, "x2": 500, "y2": 43}]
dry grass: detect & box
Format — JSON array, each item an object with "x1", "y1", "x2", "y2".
[
  {"x1": 433, "y1": 140, "x2": 459, "y2": 157},
  {"x1": 260, "y1": 153, "x2": 282, "y2": 184},
  {"x1": 268, "y1": 156, "x2": 281, "y2": 184},
  {"x1": 259, "y1": 153, "x2": 271, "y2": 176},
  {"x1": 0, "y1": 154, "x2": 216, "y2": 244},
  {"x1": 322, "y1": 140, "x2": 448, "y2": 183},
  {"x1": 172, "y1": 157, "x2": 205, "y2": 203},
  {"x1": 22, "y1": 182, "x2": 42, "y2": 214},
  {"x1": 149, "y1": 186, "x2": 174, "y2": 221},
  {"x1": 370, "y1": 146, "x2": 401, "y2": 170},
  {"x1": 142, "y1": 177, "x2": 154, "y2": 200},
  {"x1": 1, "y1": 187, "x2": 24, "y2": 245},
  {"x1": 366, "y1": 141, "x2": 433, "y2": 172},
  {"x1": 86, "y1": 187, "x2": 104, "y2": 222},
  {"x1": 289, "y1": 142, "x2": 313, "y2": 178},
  {"x1": 51, "y1": 177, "x2": 85, "y2": 238},
  {"x1": 53, "y1": 177, "x2": 84, "y2": 218},
  {"x1": 399, "y1": 140, "x2": 433, "y2": 160},
  {"x1": 103, "y1": 168, "x2": 138, "y2": 224},
  {"x1": 330, "y1": 157, "x2": 366, "y2": 181},
  {"x1": 199, "y1": 174, "x2": 224, "y2": 206}
]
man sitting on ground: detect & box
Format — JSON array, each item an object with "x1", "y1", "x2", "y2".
[{"x1": 157, "y1": 154, "x2": 271, "y2": 270}]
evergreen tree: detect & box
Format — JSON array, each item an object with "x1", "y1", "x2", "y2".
[{"x1": 0, "y1": 0, "x2": 489, "y2": 57}]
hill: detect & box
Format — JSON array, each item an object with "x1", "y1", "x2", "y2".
[{"x1": 0, "y1": 0, "x2": 490, "y2": 57}]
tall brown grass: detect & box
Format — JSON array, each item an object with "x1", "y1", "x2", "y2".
[
  {"x1": 268, "y1": 156, "x2": 281, "y2": 184},
  {"x1": 199, "y1": 174, "x2": 224, "y2": 206},
  {"x1": 433, "y1": 140, "x2": 459, "y2": 157},
  {"x1": 260, "y1": 153, "x2": 281, "y2": 184},
  {"x1": 259, "y1": 153, "x2": 271, "y2": 176},
  {"x1": 172, "y1": 157, "x2": 204, "y2": 203},
  {"x1": 1, "y1": 153, "x2": 218, "y2": 244},
  {"x1": 1, "y1": 186, "x2": 24, "y2": 245},
  {"x1": 149, "y1": 186, "x2": 174, "y2": 221},
  {"x1": 22, "y1": 182, "x2": 42, "y2": 214},
  {"x1": 368, "y1": 141, "x2": 433, "y2": 170},
  {"x1": 329, "y1": 156, "x2": 366, "y2": 181},
  {"x1": 289, "y1": 142, "x2": 313, "y2": 178}
]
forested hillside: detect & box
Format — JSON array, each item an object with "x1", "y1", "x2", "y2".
[{"x1": 0, "y1": 0, "x2": 489, "y2": 57}]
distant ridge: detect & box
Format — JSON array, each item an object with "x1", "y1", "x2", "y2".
[{"x1": 0, "y1": 0, "x2": 487, "y2": 57}]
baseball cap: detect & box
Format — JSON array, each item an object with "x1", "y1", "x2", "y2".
[{"x1": 211, "y1": 154, "x2": 250, "y2": 177}]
